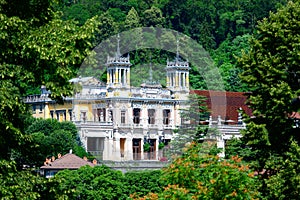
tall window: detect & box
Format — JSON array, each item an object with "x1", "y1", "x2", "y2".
[
  {"x1": 121, "y1": 111, "x2": 126, "y2": 124},
  {"x1": 68, "y1": 110, "x2": 72, "y2": 121},
  {"x1": 32, "y1": 105, "x2": 36, "y2": 113},
  {"x1": 81, "y1": 111, "x2": 87, "y2": 122},
  {"x1": 96, "y1": 108, "x2": 106, "y2": 122},
  {"x1": 148, "y1": 109, "x2": 155, "y2": 124},
  {"x1": 108, "y1": 110, "x2": 113, "y2": 122},
  {"x1": 163, "y1": 109, "x2": 171, "y2": 125},
  {"x1": 133, "y1": 108, "x2": 141, "y2": 124}
]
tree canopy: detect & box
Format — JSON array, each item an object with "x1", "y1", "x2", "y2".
[
  {"x1": 56, "y1": 0, "x2": 287, "y2": 91},
  {"x1": 237, "y1": 0, "x2": 300, "y2": 198},
  {"x1": 0, "y1": 0, "x2": 99, "y2": 159}
]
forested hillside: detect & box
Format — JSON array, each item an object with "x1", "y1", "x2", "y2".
[{"x1": 56, "y1": 0, "x2": 287, "y2": 91}]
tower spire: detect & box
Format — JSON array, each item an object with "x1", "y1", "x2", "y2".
[
  {"x1": 176, "y1": 38, "x2": 180, "y2": 62},
  {"x1": 116, "y1": 33, "x2": 121, "y2": 57}
]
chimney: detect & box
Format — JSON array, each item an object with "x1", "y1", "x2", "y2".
[
  {"x1": 69, "y1": 149, "x2": 72, "y2": 154},
  {"x1": 92, "y1": 159, "x2": 97, "y2": 165},
  {"x1": 51, "y1": 156, "x2": 55, "y2": 162},
  {"x1": 58, "y1": 153, "x2": 62, "y2": 159},
  {"x1": 83, "y1": 156, "x2": 87, "y2": 161}
]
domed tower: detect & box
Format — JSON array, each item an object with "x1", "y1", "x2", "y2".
[
  {"x1": 106, "y1": 34, "x2": 132, "y2": 89},
  {"x1": 166, "y1": 39, "x2": 190, "y2": 99}
]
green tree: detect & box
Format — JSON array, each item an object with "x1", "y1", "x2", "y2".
[
  {"x1": 265, "y1": 140, "x2": 300, "y2": 199},
  {"x1": 238, "y1": 0, "x2": 300, "y2": 197},
  {"x1": 14, "y1": 119, "x2": 89, "y2": 168},
  {"x1": 132, "y1": 142, "x2": 261, "y2": 199},
  {"x1": 0, "y1": 160, "x2": 45, "y2": 199},
  {"x1": 213, "y1": 34, "x2": 251, "y2": 91},
  {"x1": 0, "y1": 0, "x2": 99, "y2": 159},
  {"x1": 238, "y1": 0, "x2": 300, "y2": 169},
  {"x1": 48, "y1": 165, "x2": 127, "y2": 199},
  {"x1": 167, "y1": 94, "x2": 219, "y2": 158},
  {"x1": 124, "y1": 7, "x2": 141, "y2": 30},
  {"x1": 125, "y1": 170, "x2": 165, "y2": 197},
  {"x1": 142, "y1": 6, "x2": 165, "y2": 27}
]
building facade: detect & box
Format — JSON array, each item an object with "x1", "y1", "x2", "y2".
[
  {"x1": 25, "y1": 42, "x2": 250, "y2": 161},
  {"x1": 26, "y1": 46, "x2": 191, "y2": 161},
  {"x1": 72, "y1": 48, "x2": 190, "y2": 161}
]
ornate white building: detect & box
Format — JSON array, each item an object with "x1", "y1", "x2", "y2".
[
  {"x1": 25, "y1": 39, "x2": 247, "y2": 162},
  {"x1": 71, "y1": 43, "x2": 190, "y2": 161}
]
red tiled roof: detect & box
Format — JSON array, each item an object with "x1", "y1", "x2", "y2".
[
  {"x1": 41, "y1": 153, "x2": 95, "y2": 169},
  {"x1": 191, "y1": 90, "x2": 252, "y2": 121}
]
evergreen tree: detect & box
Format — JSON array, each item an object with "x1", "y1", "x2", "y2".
[{"x1": 238, "y1": 0, "x2": 300, "y2": 197}]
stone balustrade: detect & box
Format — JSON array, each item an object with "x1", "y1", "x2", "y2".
[{"x1": 24, "y1": 95, "x2": 52, "y2": 103}]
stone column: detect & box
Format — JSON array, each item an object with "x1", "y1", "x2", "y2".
[
  {"x1": 141, "y1": 138, "x2": 144, "y2": 160},
  {"x1": 106, "y1": 70, "x2": 110, "y2": 84},
  {"x1": 172, "y1": 73, "x2": 175, "y2": 87},
  {"x1": 124, "y1": 69, "x2": 127, "y2": 86},
  {"x1": 155, "y1": 136, "x2": 159, "y2": 160},
  {"x1": 127, "y1": 69, "x2": 130, "y2": 86},
  {"x1": 175, "y1": 71, "x2": 179, "y2": 87},
  {"x1": 114, "y1": 131, "x2": 121, "y2": 161},
  {"x1": 116, "y1": 68, "x2": 119, "y2": 84},
  {"x1": 118, "y1": 68, "x2": 121, "y2": 84},
  {"x1": 186, "y1": 72, "x2": 189, "y2": 88},
  {"x1": 183, "y1": 72, "x2": 186, "y2": 88},
  {"x1": 178, "y1": 72, "x2": 181, "y2": 88},
  {"x1": 125, "y1": 135, "x2": 132, "y2": 160}
]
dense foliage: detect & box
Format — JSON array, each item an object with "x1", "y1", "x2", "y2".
[
  {"x1": 0, "y1": 0, "x2": 99, "y2": 160},
  {"x1": 56, "y1": 0, "x2": 287, "y2": 91},
  {"x1": 13, "y1": 118, "x2": 90, "y2": 168},
  {"x1": 0, "y1": 160, "x2": 45, "y2": 199},
  {"x1": 44, "y1": 165, "x2": 163, "y2": 200},
  {"x1": 132, "y1": 142, "x2": 261, "y2": 199},
  {"x1": 1, "y1": 143, "x2": 260, "y2": 200},
  {"x1": 237, "y1": 0, "x2": 300, "y2": 198}
]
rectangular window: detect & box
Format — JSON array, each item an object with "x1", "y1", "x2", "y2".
[
  {"x1": 133, "y1": 108, "x2": 141, "y2": 124},
  {"x1": 109, "y1": 110, "x2": 113, "y2": 122},
  {"x1": 81, "y1": 111, "x2": 87, "y2": 122},
  {"x1": 32, "y1": 105, "x2": 36, "y2": 113},
  {"x1": 163, "y1": 109, "x2": 171, "y2": 125},
  {"x1": 148, "y1": 109, "x2": 155, "y2": 124},
  {"x1": 121, "y1": 111, "x2": 126, "y2": 124},
  {"x1": 68, "y1": 110, "x2": 72, "y2": 121}
]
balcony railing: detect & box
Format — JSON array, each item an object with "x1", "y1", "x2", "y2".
[
  {"x1": 24, "y1": 95, "x2": 52, "y2": 103},
  {"x1": 74, "y1": 93, "x2": 106, "y2": 99},
  {"x1": 74, "y1": 121, "x2": 113, "y2": 126}
]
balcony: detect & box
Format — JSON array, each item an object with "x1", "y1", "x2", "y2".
[
  {"x1": 74, "y1": 121, "x2": 113, "y2": 127},
  {"x1": 74, "y1": 93, "x2": 106, "y2": 100}
]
